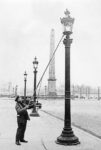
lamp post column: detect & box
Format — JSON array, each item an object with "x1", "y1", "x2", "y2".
[
  {"x1": 30, "y1": 57, "x2": 39, "y2": 117},
  {"x1": 24, "y1": 71, "x2": 27, "y2": 102},
  {"x1": 98, "y1": 87, "x2": 100, "y2": 100},
  {"x1": 45, "y1": 85, "x2": 47, "y2": 99},
  {"x1": 15, "y1": 85, "x2": 18, "y2": 97},
  {"x1": 24, "y1": 78, "x2": 26, "y2": 102},
  {"x1": 56, "y1": 9, "x2": 80, "y2": 145},
  {"x1": 56, "y1": 31, "x2": 80, "y2": 145},
  {"x1": 33, "y1": 68, "x2": 37, "y2": 110},
  {"x1": 64, "y1": 32, "x2": 72, "y2": 130}
]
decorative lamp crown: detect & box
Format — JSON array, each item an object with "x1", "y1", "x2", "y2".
[
  {"x1": 33, "y1": 57, "x2": 38, "y2": 69},
  {"x1": 24, "y1": 71, "x2": 27, "y2": 80},
  {"x1": 60, "y1": 9, "x2": 75, "y2": 32}
]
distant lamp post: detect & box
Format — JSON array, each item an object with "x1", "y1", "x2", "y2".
[
  {"x1": 45, "y1": 85, "x2": 47, "y2": 100},
  {"x1": 72, "y1": 85, "x2": 75, "y2": 100},
  {"x1": 30, "y1": 57, "x2": 39, "y2": 117},
  {"x1": 80, "y1": 86, "x2": 82, "y2": 99},
  {"x1": 13, "y1": 87, "x2": 14, "y2": 97},
  {"x1": 56, "y1": 9, "x2": 80, "y2": 145},
  {"x1": 98, "y1": 87, "x2": 100, "y2": 100},
  {"x1": 15, "y1": 85, "x2": 18, "y2": 97},
  {"x1": 24, "y1": 71, "x2": 27, "y2": 102}
]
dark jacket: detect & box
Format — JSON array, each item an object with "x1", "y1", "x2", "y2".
[{"x1": 15, "y1": 102, "x2": 30, "y2": 122}]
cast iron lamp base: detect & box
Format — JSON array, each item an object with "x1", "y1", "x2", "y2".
[{"x1": 56, "y1": 128, "x2": 80, "y2": 145}]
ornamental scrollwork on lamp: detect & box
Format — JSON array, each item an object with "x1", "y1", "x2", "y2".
[{"x1": 60, "y1": 9, "x2": 75, "y2": 32}]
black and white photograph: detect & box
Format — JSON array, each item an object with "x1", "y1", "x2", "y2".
[{"x1": 0, "y1": 0, "x2": 101, "y2": 149}]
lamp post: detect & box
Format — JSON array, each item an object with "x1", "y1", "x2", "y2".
[
  {"x1": 72, "y1": 85, "x2": 75, "y2": 100},
  {"x1": 56, "y1": 9, "x2": 80, "y2": 145},
  {"x1": 24, "y1": 71, "x2": 27, "y2": 102},
  {"x1": 88, "y1": 86, "x2": 90, "y2": 99},
  {"x1": 13, "y1": 87, "x2": 14, "y2": 97},
  {"x1": 15, "y1": 85, "x2": 18, "y2": 97},
  {"x1": 98, "y1": 87, "x2": 100, "y2": 100},
  {"x1": 45, "y1": 85, "x2": 47, "y2": 100},
  {"x1": 30, "y1": 57, "x2": 39, "y2": 117},
  {"x1": 80, "y1": 86, "x2": 82, "y2": 99}
]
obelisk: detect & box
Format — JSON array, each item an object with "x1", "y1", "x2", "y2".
[{"x1": 48, "y1": 29, "x2": 57, "y2": 97}]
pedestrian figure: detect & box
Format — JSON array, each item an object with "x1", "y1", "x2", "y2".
[{"x1": 15, "y1": 96, "x2": 30, "y2": 145}]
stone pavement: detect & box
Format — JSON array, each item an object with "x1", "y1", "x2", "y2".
[{"x1": 0, "y1": 99, "x2": 101, "y2": 150}]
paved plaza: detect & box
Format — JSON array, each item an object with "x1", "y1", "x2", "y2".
[
  {"x1": 41, "y1": 99, "x2": 101, "y2": 138},
  {"x1": 0, "y1": 97, "x2": 101, "y2": 150}
]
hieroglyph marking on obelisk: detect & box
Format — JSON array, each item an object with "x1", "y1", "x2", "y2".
[{"x1": 48, "y1": 29, "x2": 57, "y2": 96}]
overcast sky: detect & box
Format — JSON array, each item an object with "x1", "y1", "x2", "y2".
[{"x1": 0, "y1": 0, "x2": 101, "y2": 92}]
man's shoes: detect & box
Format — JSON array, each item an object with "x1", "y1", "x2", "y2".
[
  {"x1": 16, "y1": 141, "x2": 21, "y2": 145},
  {"x1": 20, "y1": 139, "x2": 28, "y2": 143}
]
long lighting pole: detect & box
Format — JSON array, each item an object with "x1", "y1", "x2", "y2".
[{"x1": 56, "y1": 9, "x2": 80, "y2": 145}]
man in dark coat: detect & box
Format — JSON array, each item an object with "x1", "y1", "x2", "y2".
[{"x1": 15, "y1": 96, "x2": 30, "y2": 145}]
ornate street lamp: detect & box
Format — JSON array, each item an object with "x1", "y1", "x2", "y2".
[
  {"x1": 30, "y1": 57, "x2": 39, "y2": 117},
  {"x1": 56, "y1": 9, "x2": 80, "y2": 145},
  {"x1": 24, "y1": 71, "x2": 27, "y2": 102}
]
